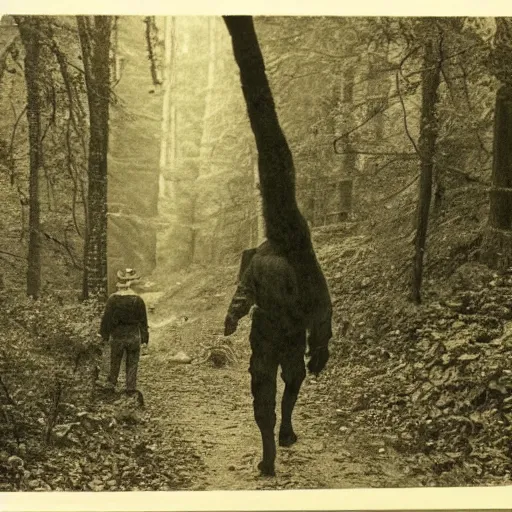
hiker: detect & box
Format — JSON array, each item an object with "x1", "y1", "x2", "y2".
[{"x1": 100, "y1": 268, "x2": 149, "y2": 395}]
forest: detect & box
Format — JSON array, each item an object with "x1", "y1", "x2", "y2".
[{"x1": 1, "y1": 14, "x2": 512, "y2": 491}]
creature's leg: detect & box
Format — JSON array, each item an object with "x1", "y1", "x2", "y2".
[
  {"x1": 279, "y1": 330, "x2": 307, "y2": 447},
  {"x1": 249, "y1": 315, "x2": 279, "y2": 476},
  {"x1": 125, "y1": 336, "x2": 141, "y2": 393},
  {"x1": 107, "y1": 337, "x2": 124, "y2": 388}
]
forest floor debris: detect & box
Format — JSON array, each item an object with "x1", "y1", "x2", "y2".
[
  {"x1": 2, "y1": 184, "x2": 512, "y2": 489},
  {"x1": 0, "y1": 297, "x2": 203, "y2": 491},
  {"x1": 134, "y1": 299, "x2": 421, "y2": 490},
  {"x1": 318, "y1": 185, "x2": 512, "y2": 486}
]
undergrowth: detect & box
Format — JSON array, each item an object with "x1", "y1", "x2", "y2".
[{"x1": 0, "y1": 291, "x2": 102, "y2": 488}]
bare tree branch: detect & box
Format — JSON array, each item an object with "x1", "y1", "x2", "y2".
[
  {"x1": 144, "y1": 16, "x2": 163, "y2": 86},
  {"x1": 0, "y1": 33, "x2": 20, "y2": 83},
  {"x1": 333, "y1": 97, "x2": 397, "y2": 153},
  {"x1": 36, "y1": 229, "x2": 81, "y2": 269},
  {"x1": 0, "y1": 249, "x2": 24, "y2": 260},
  {"x1": 395, "y1": 70, "x2": 422, "y2": 157},
  {"x1": 382, "y1": 174, "x2": 420, "y2": 203},
  {"x1": 7, "y1": 103, "x2": 27, "y2": 185},
  {"x1": 337, "y1": 150, "x2": 417, "y2": 157},
  {"x1": 398, "y1": 45, "x2": 421, "y2": 86}
]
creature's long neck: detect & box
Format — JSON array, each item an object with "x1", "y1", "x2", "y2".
[{"x1": 224, "y1": 16, "x2": 311, "y2": 253}]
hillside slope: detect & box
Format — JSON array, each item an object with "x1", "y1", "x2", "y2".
[
  {"x1": 140, "y1": 179, "x2": 512, "y2": 487},
  {"x1": 2, "y1": 180, "x2": 510, "y2": 489}
]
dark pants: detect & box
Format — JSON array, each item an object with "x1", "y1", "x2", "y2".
[
  {"x1": 249, "y1": 308, "x2": 306, "y2": 475},
  {"x1": 107, "y1": 332, "x2": 141, "y2": 392}
]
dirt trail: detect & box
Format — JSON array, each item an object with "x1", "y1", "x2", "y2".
[{"x1": 136, "y1": 288, "x2": 420, "y2": 490}]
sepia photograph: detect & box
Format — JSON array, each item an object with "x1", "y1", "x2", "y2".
[{"x1": 1, "y1": 1, "x2": 512, "y2": 507}]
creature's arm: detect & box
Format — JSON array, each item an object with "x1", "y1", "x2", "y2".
[
  {"x1": 99, "y1": 296, "x2": 115, "y2": 341},
  {"x1": 306, "y1": 308, "x2": 333, "y2": 376},
  {"x1": 225, "y1": 263, "x2": 256, "y2": 335}
]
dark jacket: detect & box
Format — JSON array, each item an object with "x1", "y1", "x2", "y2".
[{"x1": 100, "y1": 291, "x2": 149, "y2": 344}]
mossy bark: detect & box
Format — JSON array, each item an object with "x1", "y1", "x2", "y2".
[
  {"x1": 17, "y1": 16, "x2": 43, "y2": 299},
  {"x1": 411, "y1": 26, "x2": 442, "y2": 304},
  {"x1": 78, "y1": 16, "x2": 112, "y2": 301}
]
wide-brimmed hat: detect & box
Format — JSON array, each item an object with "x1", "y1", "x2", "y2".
[{"x1": 117, "y1": 268, "x2": 141, "y2": 282}]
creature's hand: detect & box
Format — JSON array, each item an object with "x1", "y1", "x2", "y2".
[
  {"x1": 307, "y1": 346, "x2": 329, "y2": 376},
  {"x1": 224, "y1": 315, "x2": 238, "y2": 336}
]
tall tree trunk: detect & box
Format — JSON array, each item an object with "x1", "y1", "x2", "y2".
[
  {"x1": 341, "y1": 64, "x2": 357, "y2": 176},
  {"x1": 367, "y1": 50, "x2": 389, "y2": 143},
  {"x1": 193, "y1": 17, "x2": 217, "y2": 265},
  {"x1": 481, "y1": 86, "x2": 512, "y2": 269},
  {"x1": 16, "y1": 16, "x2": 43, "y2": 299},
  {"x1": 77, "y1": 16, "x2": 112, "y2": 301},
  {"x1": 223, "y1": 16, "x2": 309, "y2": 253},
  {"x1": 411, "y1": 23, "x2": 443, "y2": 304},
  {"x1": 159, "y1": 16, "x2": 175, "y2": 200},
  {"x1": 157, "y1": 16, "x2": 176, "y2": 268},
  {"x1": 481, "y1": 18, "x2": 512, "y2": 270}
]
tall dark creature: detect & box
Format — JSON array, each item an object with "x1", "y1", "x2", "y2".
[{"x1": 223, "y1": 16, "x2": 333, "y2": 477}]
